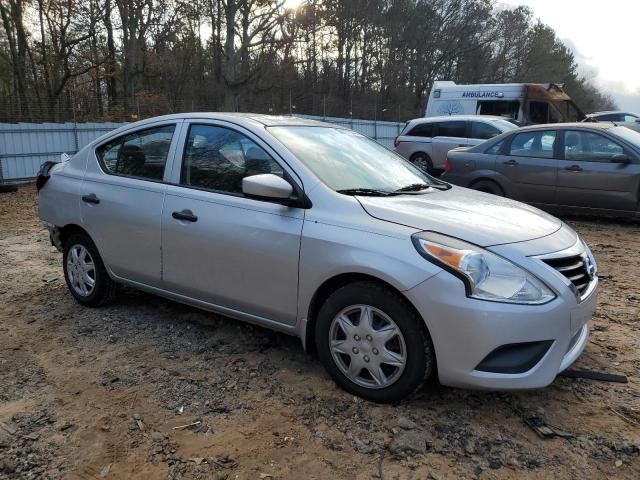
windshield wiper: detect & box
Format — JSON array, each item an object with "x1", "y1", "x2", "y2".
[
  {"x1": 336, "y1": 188, "x2": 397, "y2": 197},
  {"x1": 394, "y1": 183, "x2": 433, "y2": 193}
]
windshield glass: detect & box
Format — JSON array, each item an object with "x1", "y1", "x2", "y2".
[
  {"x1": 612, "y1": 126, "x2": 640, "y2": 147},
  {"x1": 268, "y1": 126, "x2": 440, "y2": 192}
]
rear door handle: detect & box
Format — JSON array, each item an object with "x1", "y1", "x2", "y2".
[
  {"x1": 81, "y1": 194, "x2": 100, "y2": 204},
  {"x1": 172, "y1": 209, "x2": 198, "y2": 222},
  {"x1": 503, "y1": 159, "x2": 518, "y2": 166},
  {"x1": 564, "y1": 165, "x2": 583, "y2": 172}
]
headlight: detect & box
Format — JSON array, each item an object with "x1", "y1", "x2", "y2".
[{"x1": 412, "y1": 232, "x2": 555, "y2": 304}]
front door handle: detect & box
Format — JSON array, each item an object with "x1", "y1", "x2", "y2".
[
  {"x1": 172, "y1": 209, "x2": 198, "y2": 222},
  {"x1": 81, "y1": 194, "x2": 100, "y2": 204},
  {"x1": 564, "y1": 165, "x2": 583, "y2": 172},
  {"x1": 503, "y1": 159, "x2": 519, "y2": 166}
]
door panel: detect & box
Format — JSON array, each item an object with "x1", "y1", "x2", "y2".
[
  {"x1": 161, "y1": 122, "x2": 304, "y2": 325},
  {"x1": 162, "y1": 187, "x2": 303, "y2": 324},
  {"x1": 496, "y1": 130, "x2": 558, "y2": 204},
  {"x1": 432, "y1": 121, "x2": 468, "y2": 167},
  {"x1": 556, "y1": 130, "x2": 640, "y2": 211},
  {"x1": 80, "y1": 178, "x2": 166, "y2": 285},
  {"x1": 80, "y1": 123, "x2": 178, "y2": 286}
]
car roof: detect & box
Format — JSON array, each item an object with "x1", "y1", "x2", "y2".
[
  {"x1": 587, "y1": 111, "x2": 637, "y2": 117},
  {"x1": 515, "y1": 122, "x2": 617, "y2": 132},
  {"x1": 116, "y1": 112, "x2": 334, "y2": 130},
  {"x1": 408, "y1": 115, "x2": 512, "y2": 124}
]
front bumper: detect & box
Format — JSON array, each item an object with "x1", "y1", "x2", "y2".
[{"x1": 404, "y1": 267, "x2": 598, "y2": 390}]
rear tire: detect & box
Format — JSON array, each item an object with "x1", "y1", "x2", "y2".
[
  {"x1": 470, "y1": 179, "x2": 505, "y2": 196},
  {"x1": 63, "y1": 232, "x2": 117, "y2": 307},
  {"x1": 410, "y1": 152, "x2": 434, "y2": 175},
  {"x1": 315, "y1": 281, "x2": 435, "y2": 403}
]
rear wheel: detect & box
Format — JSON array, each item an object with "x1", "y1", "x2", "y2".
[
  {"x1": 315, "y1": 281, "x2": 435, "y2": 403},
  {"x1": 410, "y1": 152, "x2": 434, "y2": 174},
  {"x1": 63, "y1": 232, "x2": 117, "y2": 307},
  {"x1": 471, "y1": 179, "x2": 505, "y2": 196}
]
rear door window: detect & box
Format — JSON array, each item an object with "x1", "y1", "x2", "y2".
[
  {"x1": 595, "y1": 113, "x2": 623, "y2": 122},
  {"x1": 471, "y1": 121, "x2": 501, "y2": 140},
  {"x1": 408, "y1": 123, "x2": 435, "y2": 138},
  {"x1": 509, "y1": 131, "x2": 557, "y2": 158},
  {"x1": 96, "y1": 125, "x2": 175, "y2": 181},
  {"x1": 436, "y1": 121, "x2": 466, "y2": 138}
]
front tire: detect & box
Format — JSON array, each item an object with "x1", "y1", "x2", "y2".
[
  {"x1": 410, "y1": 152, "x2": 434, "y2": 174},
  {"x1": 470, "y1": 179, "x2": 505, "y2": 196},
  {"x1": 63, "y1": 232, "x2": 117, "y2": 307},
  {"x1": 315, "y1": 281, "x2": 435, "y2": 403}
]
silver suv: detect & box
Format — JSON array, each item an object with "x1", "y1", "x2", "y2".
[
  {"x1": 394, "y1": 115, "x2": 518, "y2": 173},
  {"x1": 37, "y1": 113, "x2": 597, "y2": 403}
]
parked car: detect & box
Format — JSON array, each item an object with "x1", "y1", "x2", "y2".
[
  {"x1": 444, "y1": 123, "x2": 640, "y2": 219},
  {"x1": 37, "y1": 113, "x2": 598, "y2": 403},
  {"x1": 586, "y1": 111, "x2": 640, "y2": 132},
  {"x1": 394, "y1": 115, "x2": 518, "y2": 174}
]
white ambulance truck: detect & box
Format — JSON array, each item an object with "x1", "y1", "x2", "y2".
[{"x1": 425, "y1": 81, "x2": 585, "y2": 125}]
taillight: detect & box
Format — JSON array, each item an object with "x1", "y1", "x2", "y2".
[
  {"x1": 394, "y1": 137, "x2": 400, "y2": 148},
  {"x1": 444, "y1": 158, "x2": 452, "y2": 173}
]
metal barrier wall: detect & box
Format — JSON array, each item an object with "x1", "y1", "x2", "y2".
[{"x1": 0, "y1": 116, "x2": 404, "y2": 181}]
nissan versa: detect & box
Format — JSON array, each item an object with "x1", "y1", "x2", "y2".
[{"x1": 36, "y1": 113, "x2": 598, "y2": 403}]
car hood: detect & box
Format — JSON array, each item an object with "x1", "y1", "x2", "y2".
[{"x1": 357, "y1": 186, "x2": 562, "y2": 247}]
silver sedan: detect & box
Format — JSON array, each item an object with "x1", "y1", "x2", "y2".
[{"x1": 37, "y1": 113, "x2": 598, "y2": 403}]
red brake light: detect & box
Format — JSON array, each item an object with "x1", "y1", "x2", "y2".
[{"x1": 444, "y1": 158, "x2": 452, "y2": 173}]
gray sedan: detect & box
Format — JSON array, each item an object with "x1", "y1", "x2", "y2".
[{"x1": 444, "y1": 123, "x2": 640, "y2": 218}]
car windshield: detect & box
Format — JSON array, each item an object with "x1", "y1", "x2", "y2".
[
  {"x1": 612, "y1": 126, "x2": 640, "y2": 147},
  {"x1": 268, "y1": 126, "x2": 441, "y2": 193}
]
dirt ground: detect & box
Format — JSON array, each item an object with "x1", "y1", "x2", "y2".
[{"x1": 0, "y1": 185, "x2": 638, "y2": 480}]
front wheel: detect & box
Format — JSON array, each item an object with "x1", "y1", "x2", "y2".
[
  {"x1": 315, "y1": 281, "x2": 435, "y2": 403},
  {"x1": 471, "y1": 179, "x2": 505, "y2": 196},
  {"x1": 63, "y1": 232, "x2": 117, "y2": 307},
  {"x1": 410, "y1": 152, "x2": 434, "y2": 174}
]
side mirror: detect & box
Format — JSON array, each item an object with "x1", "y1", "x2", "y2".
[
  {"x1": 242, "y1": 174, "x2": 294, "y2": 200},
  {"x1": 611, "y1": 153, "x2": 631, "y2": 164}
]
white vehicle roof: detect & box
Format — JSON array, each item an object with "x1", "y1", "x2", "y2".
[
  {"x1": 587, "y1": 110, "x2": 639, "y2": 117},
  {"x1": 407, "y1": 115, "x2": 513, "y2": 124}
]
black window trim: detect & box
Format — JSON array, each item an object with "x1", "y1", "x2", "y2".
[
  {"x1": 175, "y1": 121, "x2": 311, "y2": 208},
  {"x1": 94, "y1": 121, "x2": 178, "y2": 183}
]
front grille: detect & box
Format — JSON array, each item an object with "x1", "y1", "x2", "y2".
[{"x1": 543, "y1": 254, "x2": 591, "y2": 296}]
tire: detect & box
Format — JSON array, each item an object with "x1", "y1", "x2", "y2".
[
  {"x1": 63, "y1": 232, "x2": 117, "y2": 307},
  {"x1": 470, "y1": 179, "x2": 505, "y2": 196},
  {"x1": 0, "y1": 184, "x2": 18, "y2": 193},
  {"x1": 315, "y1": 281, "x2": 435, "y2": 403},
  {"x1": 409, "y1": 152, "x2": 434, "y2": 174}
]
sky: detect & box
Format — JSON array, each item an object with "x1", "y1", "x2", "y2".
[{"x1": 499, "y1": 0, "x2": 640, "y2": 112}]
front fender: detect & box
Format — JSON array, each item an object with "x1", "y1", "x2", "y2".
[{"x1": 296, "y1": 220, "x2": 441, "y2": 326}]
